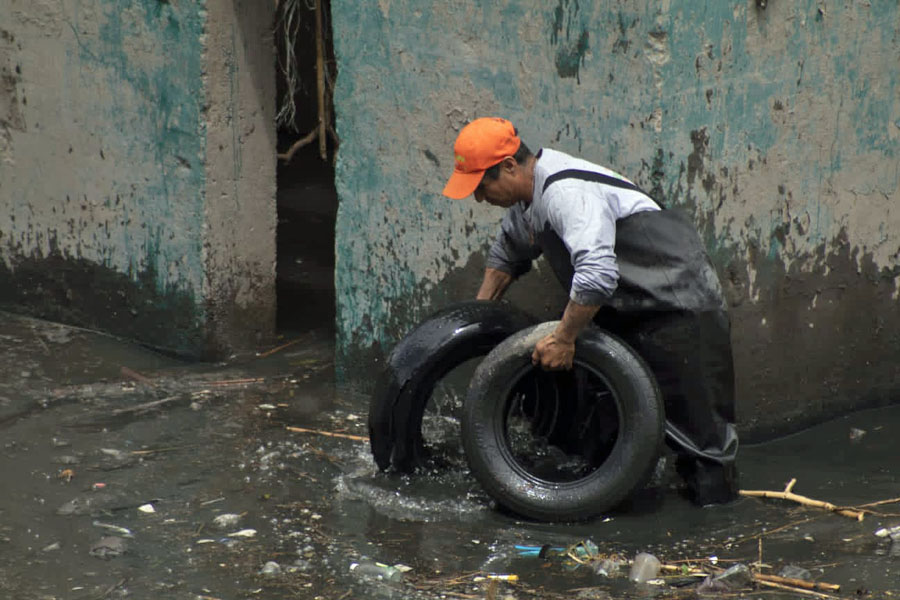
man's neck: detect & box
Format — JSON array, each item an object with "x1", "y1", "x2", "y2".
[{"x1": 520, "y1": 155, "x2": 537, "y2": 206}]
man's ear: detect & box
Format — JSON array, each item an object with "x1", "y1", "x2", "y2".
[{"x1": 501, "y1": 156, "x2": 518, "y2": 174}]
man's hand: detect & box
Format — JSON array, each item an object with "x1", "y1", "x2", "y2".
[
  {"x1": 531, "y1": 299, "x2": 602, "y2": 371},
  {"x1": 532, "y1": 334, "x2": 575, "y2": 370}
]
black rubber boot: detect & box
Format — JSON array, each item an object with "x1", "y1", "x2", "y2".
[{"x1": 676, "y1": 457, "x2": 739, "y2": 506}]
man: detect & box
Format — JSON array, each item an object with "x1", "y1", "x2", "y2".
[{"x1": 442, "y1": 117, "x2": 739, "y2": 505}]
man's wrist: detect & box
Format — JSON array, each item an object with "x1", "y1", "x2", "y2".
[
  {"x1": 554, "y1": 299, "x2": 601, "y2": 344},
  {"x1": 550, "y1": 329, "x2": 578, "y2": 345}
]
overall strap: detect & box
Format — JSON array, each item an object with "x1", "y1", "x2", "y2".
[{"x1": 542, "y1": 169, "x2": 654, "y2": 202}]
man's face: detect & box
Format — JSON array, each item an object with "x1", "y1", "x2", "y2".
[{"x1": 473, "y1": 163, "x2": 521, "y2": 208}]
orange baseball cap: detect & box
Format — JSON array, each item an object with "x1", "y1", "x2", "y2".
[{"x1": 442, "y1": 117, "x2": 521, "y2": 199}]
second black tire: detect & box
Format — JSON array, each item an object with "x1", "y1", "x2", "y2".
[{"x1": 461, "y1": 321, "x2": 664, "y2": 521}]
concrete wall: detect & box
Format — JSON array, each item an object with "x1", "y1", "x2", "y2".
[
  {"x1": 0, "y1": 0, "x2": 276, "y2": 358},
  {"x1": 331, "y1": 1, "x2": 900, "y2": 439},
  {"x1": 203, "y1": 0, "x2": 278, "y2": 355}
]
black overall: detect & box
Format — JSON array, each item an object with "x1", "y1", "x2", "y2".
[{"x1": 540, "y1": 171, "x2": 739, "y2": 504}]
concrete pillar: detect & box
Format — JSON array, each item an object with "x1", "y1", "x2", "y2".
[
  {"x1": 0, "y1": 0, "x2": 277, "y2": 359},
  {"x1": 203, "y1": 0, "x2": 278, "y2": 356}
]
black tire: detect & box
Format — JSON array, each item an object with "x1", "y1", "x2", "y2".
[
  {"x1": 368, "y1": 301, "x2": 537, "y2": 472},
  {"x1": 461, "y1": 321, "x2": 664, "y2": 521}
]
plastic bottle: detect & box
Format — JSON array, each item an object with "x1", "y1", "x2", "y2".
[
  {"x1": 628, "y1": 552, "x2": 661, "y2": 583},
  {"x1": 350, "y1": 560, "x2": 404, "y2": 583}
]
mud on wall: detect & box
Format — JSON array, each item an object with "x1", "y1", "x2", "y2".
[
  {"x1": 331, "y1": 1, "x2": 899, "y2": 439},
  {"x1": 0, "y1": 0, "x2": 276, "y2": 357}
]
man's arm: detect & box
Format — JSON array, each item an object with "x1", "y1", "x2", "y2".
[
  {"x1": 476, "y1": 267, "x2": 514, "y2": 300},
  {"x1": 484, "y1": 205, "x2": 541, "y2": 292},
  {"x1": 531, "y1": 187, "x2": 618, "y2": 370},
  {"x1": 531, "y1": 298, "x2": 601, "y2": 370}
]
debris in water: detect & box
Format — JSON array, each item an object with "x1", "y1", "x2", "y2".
[
  {"x1": 57, "y1": 498, "x2": 90, "y2": 516},
  {"x1": 778, "y1": 565, "x2": 813, "y2": 580},
  {"x1": 227, "y1": 528, "x2": 257, "y2": 538},
  {"x1": 256, "y1": 337, "x2": 302, "y2": 358},
  {"x1": 711, "y1": 563, "x2": 753, "y2": 589},
  {"x1": 92, "y1": 521, "x2": 134, "y2": 538},
  {"x1": 849, "y1": 427, "x2": 866, "y2": 442},
  {"x1": 349, "y1": 559, "x2": 405, "y2": 583},
  {"x1": 874, "y1": 525, "x2": 900, "y2": 539},
  {"x1": 754, "y1": 573, "x2": 841, "y2": 593},
  {"x1": 138, "y1": 503, "x2": 155, "y2": 514},
  {"x1": 593, "y1": 558, "x2": 624, "y2": 577},
  {"x1": 740, "y1": 478, "x2": 865, "y2": 520},
  {"x1": 628, "y1": 552, "x2": 661, "y2": 583},
  {"x1": 89, "y1": 536, "x2": 128, "y2": 559},
  {"x1": 286, "y1": 425, "x2": 368, "y2": 442},
  {"x1": 212, "y1": 513, "x2": 242, "y2": 529},
  {"x1": 473, "y1": 574, "x2": 518, "y2": 582},
  {"x1": 120, "y1": 366, "x2": 156, "y2": 387},
  {"x1": 260, "y1": 561, "x2": 281, "y2": 576}
]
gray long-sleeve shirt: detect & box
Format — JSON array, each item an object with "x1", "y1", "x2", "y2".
[{"x1": 486, "y1": 148, "x2": 660, "y2": 305}]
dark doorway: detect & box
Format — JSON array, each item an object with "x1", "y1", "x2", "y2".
[{"x1": 274, "y1": 0, "x2": 337, "y2": 336}]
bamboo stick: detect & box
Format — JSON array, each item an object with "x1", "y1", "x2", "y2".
[
  {"x1": 256, "y1": 337, "x2": 303, "y2": 358},
  {"x1": 740, "y1": 478, "x2": 865, "y2": 520},
  {"x1": 754, "y1": 573, "x2": 840, "y2": 593},
  {"x1": 755, "y1": 578, "x2": 840, "y2": 599},
  {"x1": 286, "y1": 426, "x2": 368, "y2": 442}
]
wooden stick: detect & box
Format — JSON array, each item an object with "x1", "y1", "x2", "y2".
[
  {"x1": 740, "y1": 478, "x2": 865, "y2": 520},
  {"x1": 731, "y1": 516, "x2": 818, "y2": 546},
  {"x1": 121, "y1": 366, "x2": 156, "y2": 387},
  {"x1": 856, "y1": 496, "x2": 900, "y2": 509},
  {"x1": 206, "y1": 377, "x2": 267, "y2": 386},
  {"x1": 129, "y1": 446, "x2": 195, "y2": 456},
  {"x1": 277, "y1": 126, "x2": 319, "y2": 162},
  {"x1": 256, "y1": 337, "x2": 303, "y2": 359},
  {"x1": 110, "y1": 396, "x2": 180, "y2": 415},
  {"x1": 286, "y1": 426, "x2": 368, "y2": 442},
  {"x1": 754, "y1": 573, "x2": 840, "y2": 593},
  {"x1": 314, "y1": 0, "x2": 326, "y2": 161},
  {"x1": 754, "y1": 578, "x2": 840, "y2": 599}
]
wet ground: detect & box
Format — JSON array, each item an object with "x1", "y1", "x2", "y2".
[{"x1": 1, "y1": 309, "x2": 898, "y2": 600}]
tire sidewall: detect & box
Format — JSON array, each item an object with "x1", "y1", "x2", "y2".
[{"x1": 462, "y1": 322, "x2": 664, "y2": 521}]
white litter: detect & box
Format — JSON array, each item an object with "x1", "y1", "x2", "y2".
[
  {"x1": 227, "y1": 529, "x2": 257, "y2": 538},
  {"x1": 213, "y1": 513, "x2": 242, "y2": 529}
]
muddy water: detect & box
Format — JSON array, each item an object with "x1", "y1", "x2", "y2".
[{"x1": 1, "y1": 313, "x2": 898, "y2": 599}]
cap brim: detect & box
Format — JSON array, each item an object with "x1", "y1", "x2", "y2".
[{"x1": 442, "y1": 170, "x2": 484, "y2": 199}]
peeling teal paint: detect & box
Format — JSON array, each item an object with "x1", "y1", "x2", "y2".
[
  {"x1": 550, "y1": 0, "x2": 589, "y2": 81},
  {"x1": 332, "y1": 0, "x2": 900, "y2": 405},
  {"x1": 67, "y1": 0, "x2": 205, "y2": 302}
]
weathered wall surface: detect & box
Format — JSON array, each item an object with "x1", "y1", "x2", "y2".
[
  {"x1": 0, "y1": 0, "x2": 276, "y2": 357},
  {"x1": 331, "y1": 1, "x2": 900, "y2": 439},
  {"x1": 203, "y1": 0, "x2": 278, "y2": 354}
]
